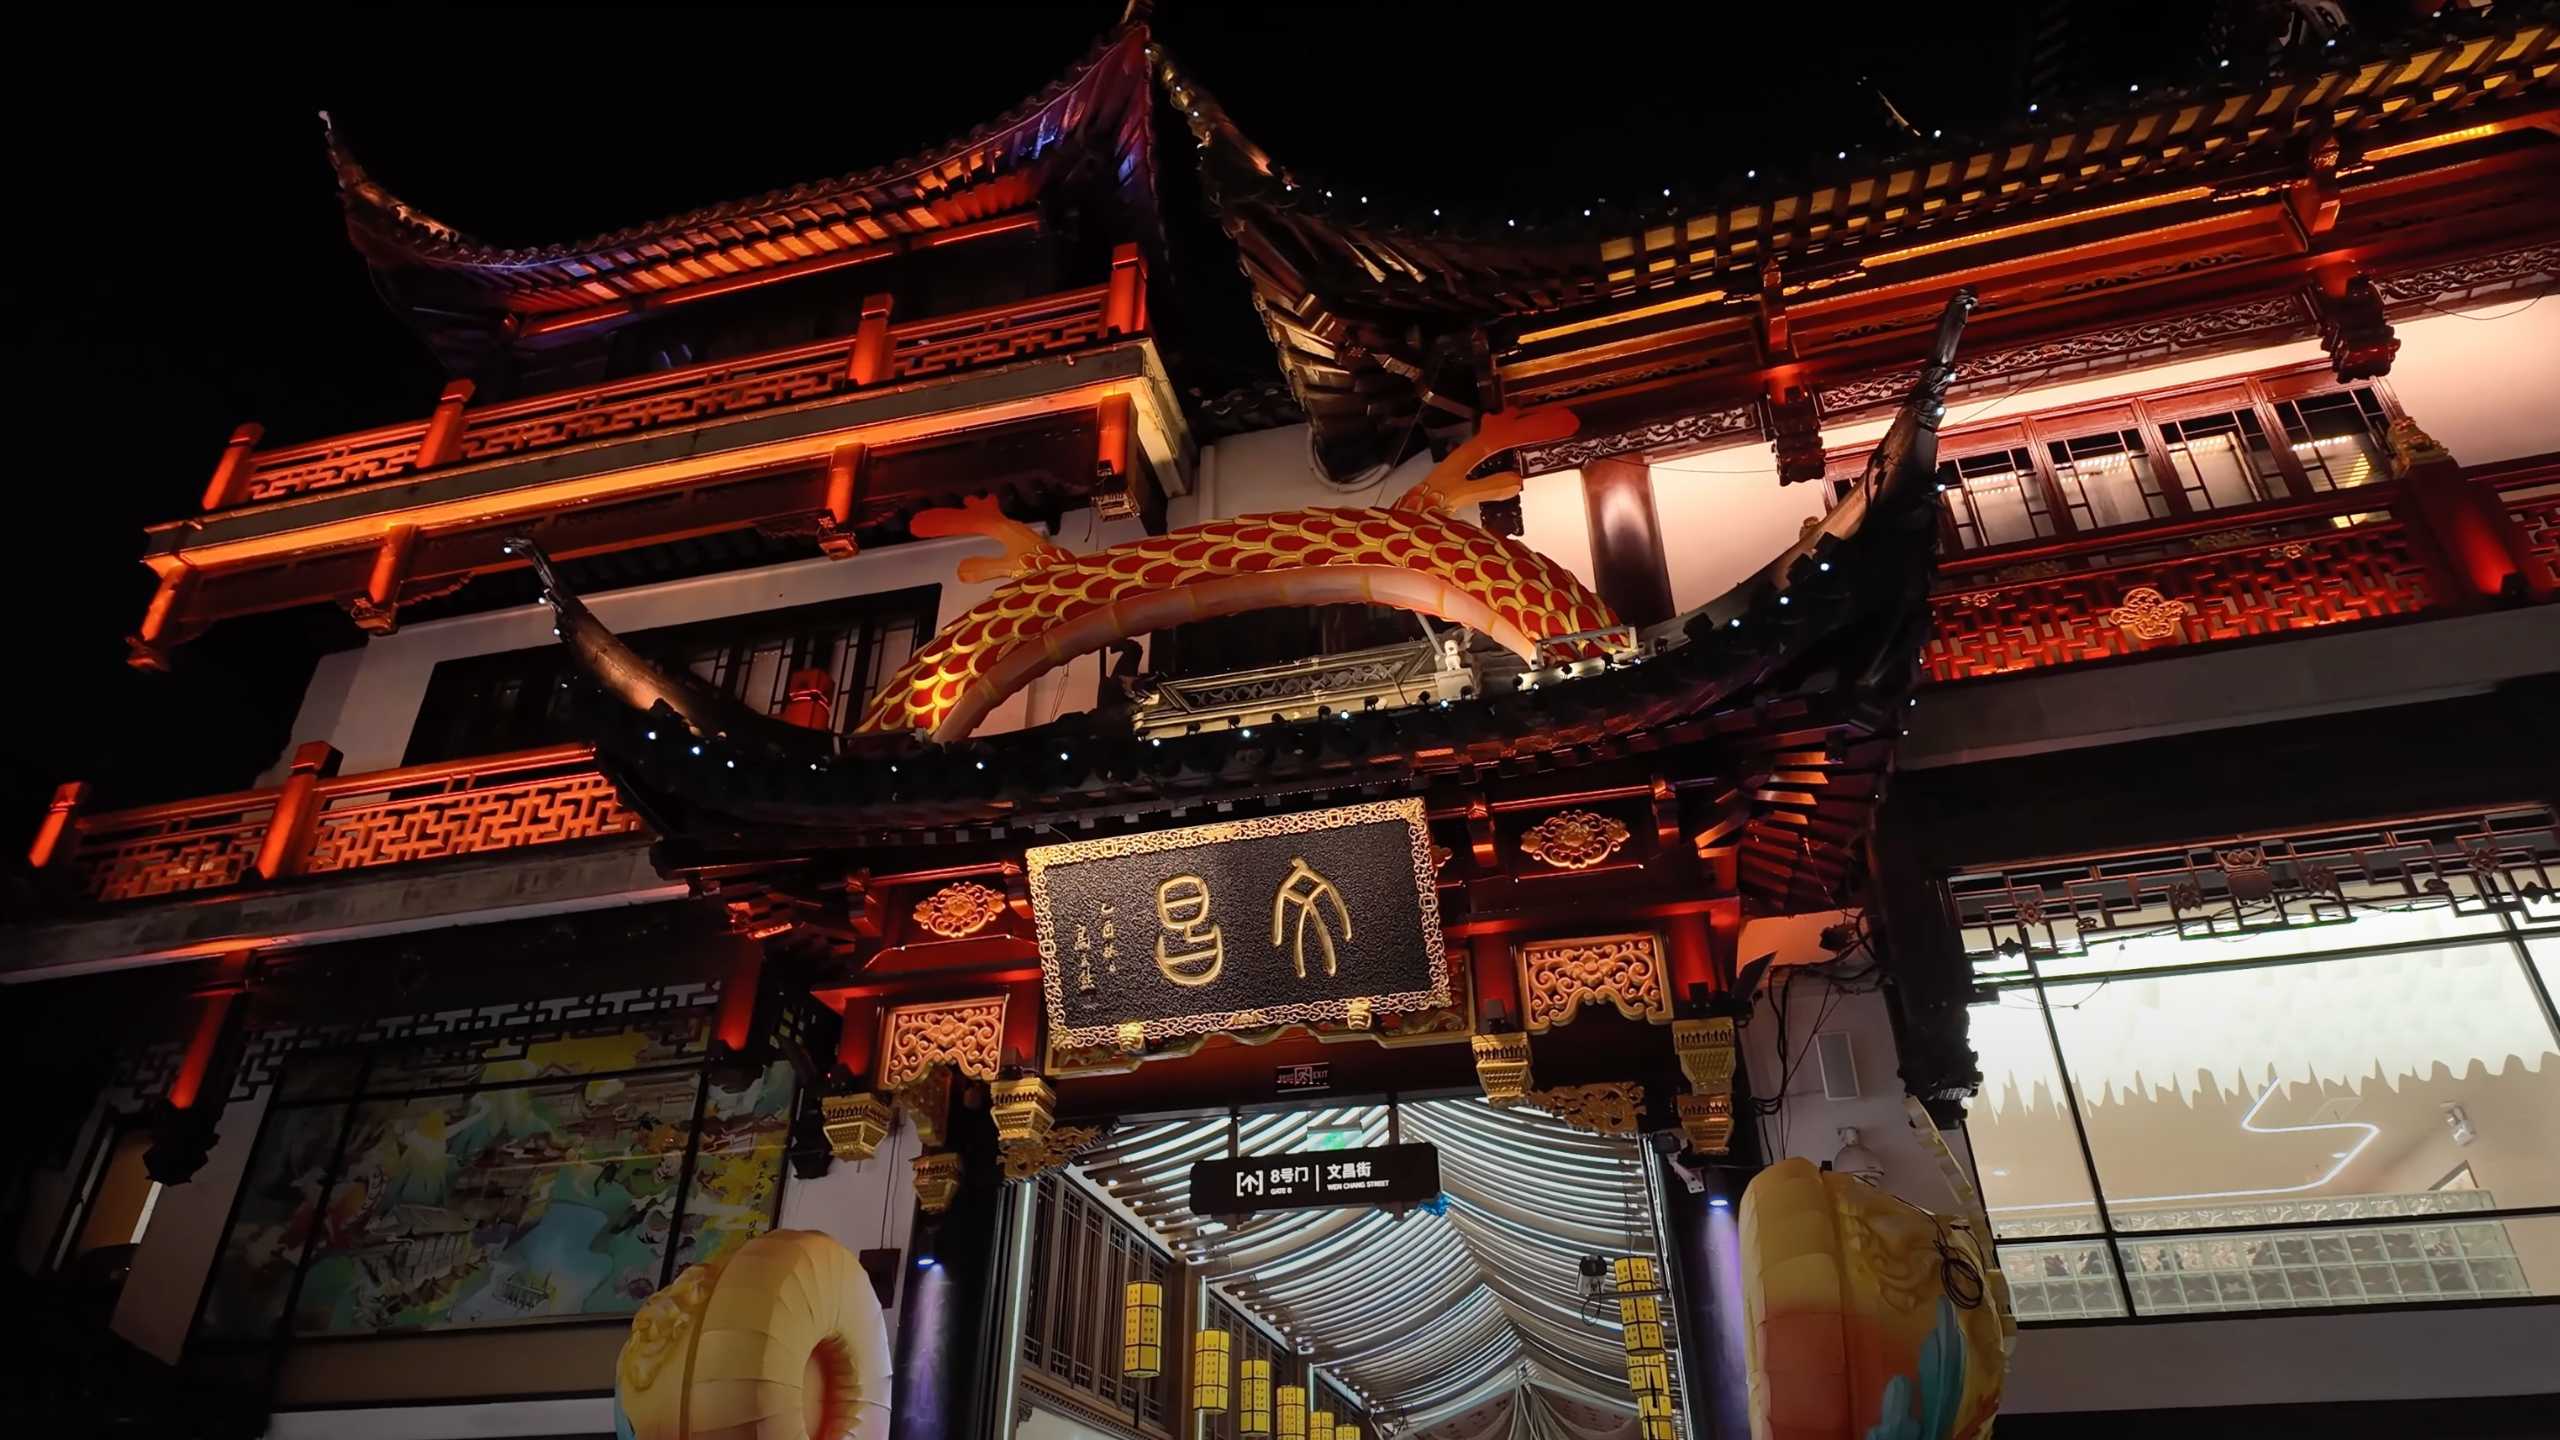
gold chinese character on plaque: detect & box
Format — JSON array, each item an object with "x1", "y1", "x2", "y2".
[
  {"x1": 1271, "y1": 857, "x2": 1351, "y2": 978},
  {"x1": 1153, "y1": 874, "x2": 1225, "y2": 986}
]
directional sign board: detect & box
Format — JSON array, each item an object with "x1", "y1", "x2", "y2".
[{"x1": 1189, "y1": 1142, "x2": 1441, "y2": 1217}]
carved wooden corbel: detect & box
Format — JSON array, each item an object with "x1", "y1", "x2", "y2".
[{"x1": 913, "y1": 1151, "x2": 965, "y2": 1214}]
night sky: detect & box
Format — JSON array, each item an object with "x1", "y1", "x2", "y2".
[{"x1": 0, "y1": 2, "x2": 2200, "y2": 859}]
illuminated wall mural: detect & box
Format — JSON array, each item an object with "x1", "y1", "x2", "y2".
[{"x1": 197, "y1": 1016, "x2": 792, "y2": 1341}]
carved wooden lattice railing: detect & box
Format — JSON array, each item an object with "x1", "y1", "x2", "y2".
[
  {"x1": 29, "y1": 743, "x2": 646, "y2": 904},
  {"x1": 1925, "y1": 485, "x2": 2438, "y2": 682},
  {"x1": 2491, "y1": 459, "x2": 2560, "y2": 592},
  {"x1": 1926, "y1": 455, "x2": 2560, "y2": 682},
  {"x1": 220, "y1": 280, "x2": 1120, "y2": 509}
]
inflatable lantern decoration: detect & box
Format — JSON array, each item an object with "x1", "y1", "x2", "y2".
[
  {"x1": 1740, "y1": 1154, "x2": 2008, "y2": 1440},
  {"x1": 855, "y1": 409, "x2": 1620, "y2": 740},
  {"x1": 616, "y1": 1229, "x2": 892, "y2": 1440}
]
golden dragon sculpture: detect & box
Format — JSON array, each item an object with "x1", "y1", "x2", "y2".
[{"x1": 856, "y1": 409, "x2": 1621, "y2": 740}]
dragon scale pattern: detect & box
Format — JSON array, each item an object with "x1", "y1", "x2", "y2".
[{"x1": 857, "y1": 507, "x2": 1617, "y2": 738}]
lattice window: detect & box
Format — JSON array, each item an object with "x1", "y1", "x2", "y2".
[
  {"x1": 2046, "y1": 427, "x2": 2172, "y2": 533},
  {"x1": 1839, "y1": 361, "x2": 2409, "y2": 559},
  {"x1": 407, "y1": 587, "x2": 937, "y2": 764},
  {"x1": 2275, "y1": 386, "x2": 2392, "y2": 491},
  {"x1": 1946, "y1": 807, "x2": 2560, "y2": 1324},
  {"x1": 1025, "y1": 1172, "x2": 1175, "y2": 1436},
  {"x1": 2157, "y1": 407, "x2": 2284, "y2": 512},
  {"x1": 1937, "y1": 447, "x2": 2051, "y2": 551}
]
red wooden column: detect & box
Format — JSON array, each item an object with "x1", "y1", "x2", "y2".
[
  {"x1": 199, "y1": 423, "x2": 266, "y2": 510},
  {"x1": 253, "y1": 742, "x2": 342, "y2": 881},
  {"x1": 148, "y1": 953, "x2": 255, "y2": 1184},
  {"x1": 1580, "y1": 456, "x2": 1676, "y2": 629},
  {"x1": 27, "y1": 781, "x2": 86, "y2": 869},
  {"x1": 2390, "y1": 424, "x2": 2554, "y2": 605}
]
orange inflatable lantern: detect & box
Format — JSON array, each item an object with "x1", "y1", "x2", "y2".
[
  {"x1": 615, "y1": 1229, "x2": 893, "y2": 1440},
  {"x1": 1740, "y1": 1158, "x2": 2005, "y2": 1440}
]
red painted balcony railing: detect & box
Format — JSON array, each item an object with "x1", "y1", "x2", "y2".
[
  {"x1": 201, "y1": 259, "x2": 1139, "y2": 511},
  {"x1": 2489, "y1": 462, "x2": 2560, "y2": 593},
  {"x1": 26, "y1": 743, "x2": 646, "y2": 905},
  {"x1": 1924, "y1": 455, "x2": 2560, "y2": 684}
]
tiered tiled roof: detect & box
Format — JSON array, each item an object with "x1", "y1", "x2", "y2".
[
  {"x1": 564, "y1": 296, "x2": 1976, "y2": 917},
  {"x1": 1160, "y1": 11, "x2": 2559, "y2": 473},
  {"x1": 328, "y1": 21, "x2": 1158, "y2": 357}
]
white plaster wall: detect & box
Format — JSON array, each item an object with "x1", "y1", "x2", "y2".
[
  {"x1": 2005, "y1": 1303, "x2": 2560, "y2": 1412},
  {"x1": 1823, "y1": 335, "x2": 2333, "y2": 453},
  {"x1": 277, "y1": 519, "x2": 1154, "y2": 780},
  {"x1": 1736, "y1": 913, "x2": 1976, "y2": 1215},
  {"x1": 109, "y1": 1089, "x2": 269, "y2": 1362},
  {"x1": 1517, "y1": 470, "x2": 1600, "y2": 597},
  {"x1": 2380, "y1": 297, "x2": 2560, "y2": 467},
  {"x1": 777, "y1": 1112, "x2": 924, "y2": 1344},
  {"x1": 1823, "y1": 299, "x2": 2560, "y2": 468},
  {"x1": 1652, "y1": 444, "x2": 1827, "y2": 615}
]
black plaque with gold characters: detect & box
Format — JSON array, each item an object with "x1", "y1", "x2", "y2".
[{"x1": 1028, "y1": 798, "x2": 1450, "y2": 1049}]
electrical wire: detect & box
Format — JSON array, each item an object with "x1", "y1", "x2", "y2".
[{"x1": 2407, "y1": 291, "x2": 2543, "y2": 324}]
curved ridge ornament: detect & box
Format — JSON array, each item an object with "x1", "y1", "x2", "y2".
[{"x1": 857, "y1": 412, "x2": 1617, "y2": 740}]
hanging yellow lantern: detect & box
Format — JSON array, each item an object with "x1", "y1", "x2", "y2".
[
  {"x1": 1193, "y1": 1328, "x2": 1232, "y2": 1412},
  {"x1": 1627, "y1": 1348, "x2": 1672, "y2": 1402},
  {"x1": 1238, "y1": 1358, "x2": 1274, "y2": 1435},
  {"x1": 1122, "y1": 1281, "x2": 1164, "y2": 1378},
  {"x1": 1619, "y1": 1291, "x2": 1666, "y2": 1355},
  {"x1": 1309, "y1": 1409, "x2": 1335, "y2": 1440},
  {"x1": 1276, "y1": 1385, "x2": 1308, "y2": 1440},
  {"x1": 1612, "y1": 1256, "x2": 1658, "y2": 1295},
  {"x1": 1637, "y1": 1391, "x2": 1677, "y2": 1440}
]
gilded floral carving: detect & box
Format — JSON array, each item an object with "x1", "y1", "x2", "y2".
[
  {"x1": 1513, "y1": 1082, "x2": 1646, "y2": 1136},
  {"x1": 1518, "y1": 933, "x2": 1670, "y2": 1032},
  {"x1": 878, "y1": 995, "x2": 1007, "y2": 1091},
  {"x1": 1001, "y1": 1124, "x2": 1107, "y2": 1182},
  {"x1": 2105, "y1": 586, "x2": 2196, "y2": 641},
  {"x1": 1518, "y1": 811, "x2": 1632, "y2": 871},
  {"x1": 913, "y1": 880, "x2": 1008, "y2": 938}
]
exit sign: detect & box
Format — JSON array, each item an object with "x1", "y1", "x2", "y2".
[{"x1": 1190, "y1": 1142, "x2": 1441, "y2": 1217}]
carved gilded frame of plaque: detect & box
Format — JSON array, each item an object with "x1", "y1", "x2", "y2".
[
  {"x1": 1515, "y1": 933, "x2": 1673, "y2": 1033},
  {"x1": 1026, "y1": 796, "x2": 1451, "y2": 1051}
]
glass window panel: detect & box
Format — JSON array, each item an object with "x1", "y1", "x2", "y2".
[
  {"x1": 2528, "y1": 938, "x2": 2560, "y2": 1038},
  {"x1": 292, "y1": 1071, "x2": 705, "y2": 1334},
  {"x1": 2040, "y1": 937, "x2": 2560, "y2": 1227},
  {"x1": 2159, "y1": 409, "x2": 2281, "y2": 512},
  {"x1": 198, "y1": 1101, "x2": 350, "y2": 1341},
  {"x1": 1992, "y1": 1237, "x2": 2126, "y2": 1319},
  {"x1": 1964, "y1": 997, "x2": 2105, "y2": 1239},
  {"x1": 1939, "y1": 449, "x2": 2051, "y2": 551},
  {"x1": 2115, "y1": 1212, "x2": 2560, "y2": 1315},
  {"x1": 2047, "y1": 429, "x2": 2168, "y2": 532},
  {"x1": 671, "y1": 1060, "x2": 795, "y2": 1275},
  {"x1": 2278, "y1": 390, "x2": 2390, "y2": 491}
]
